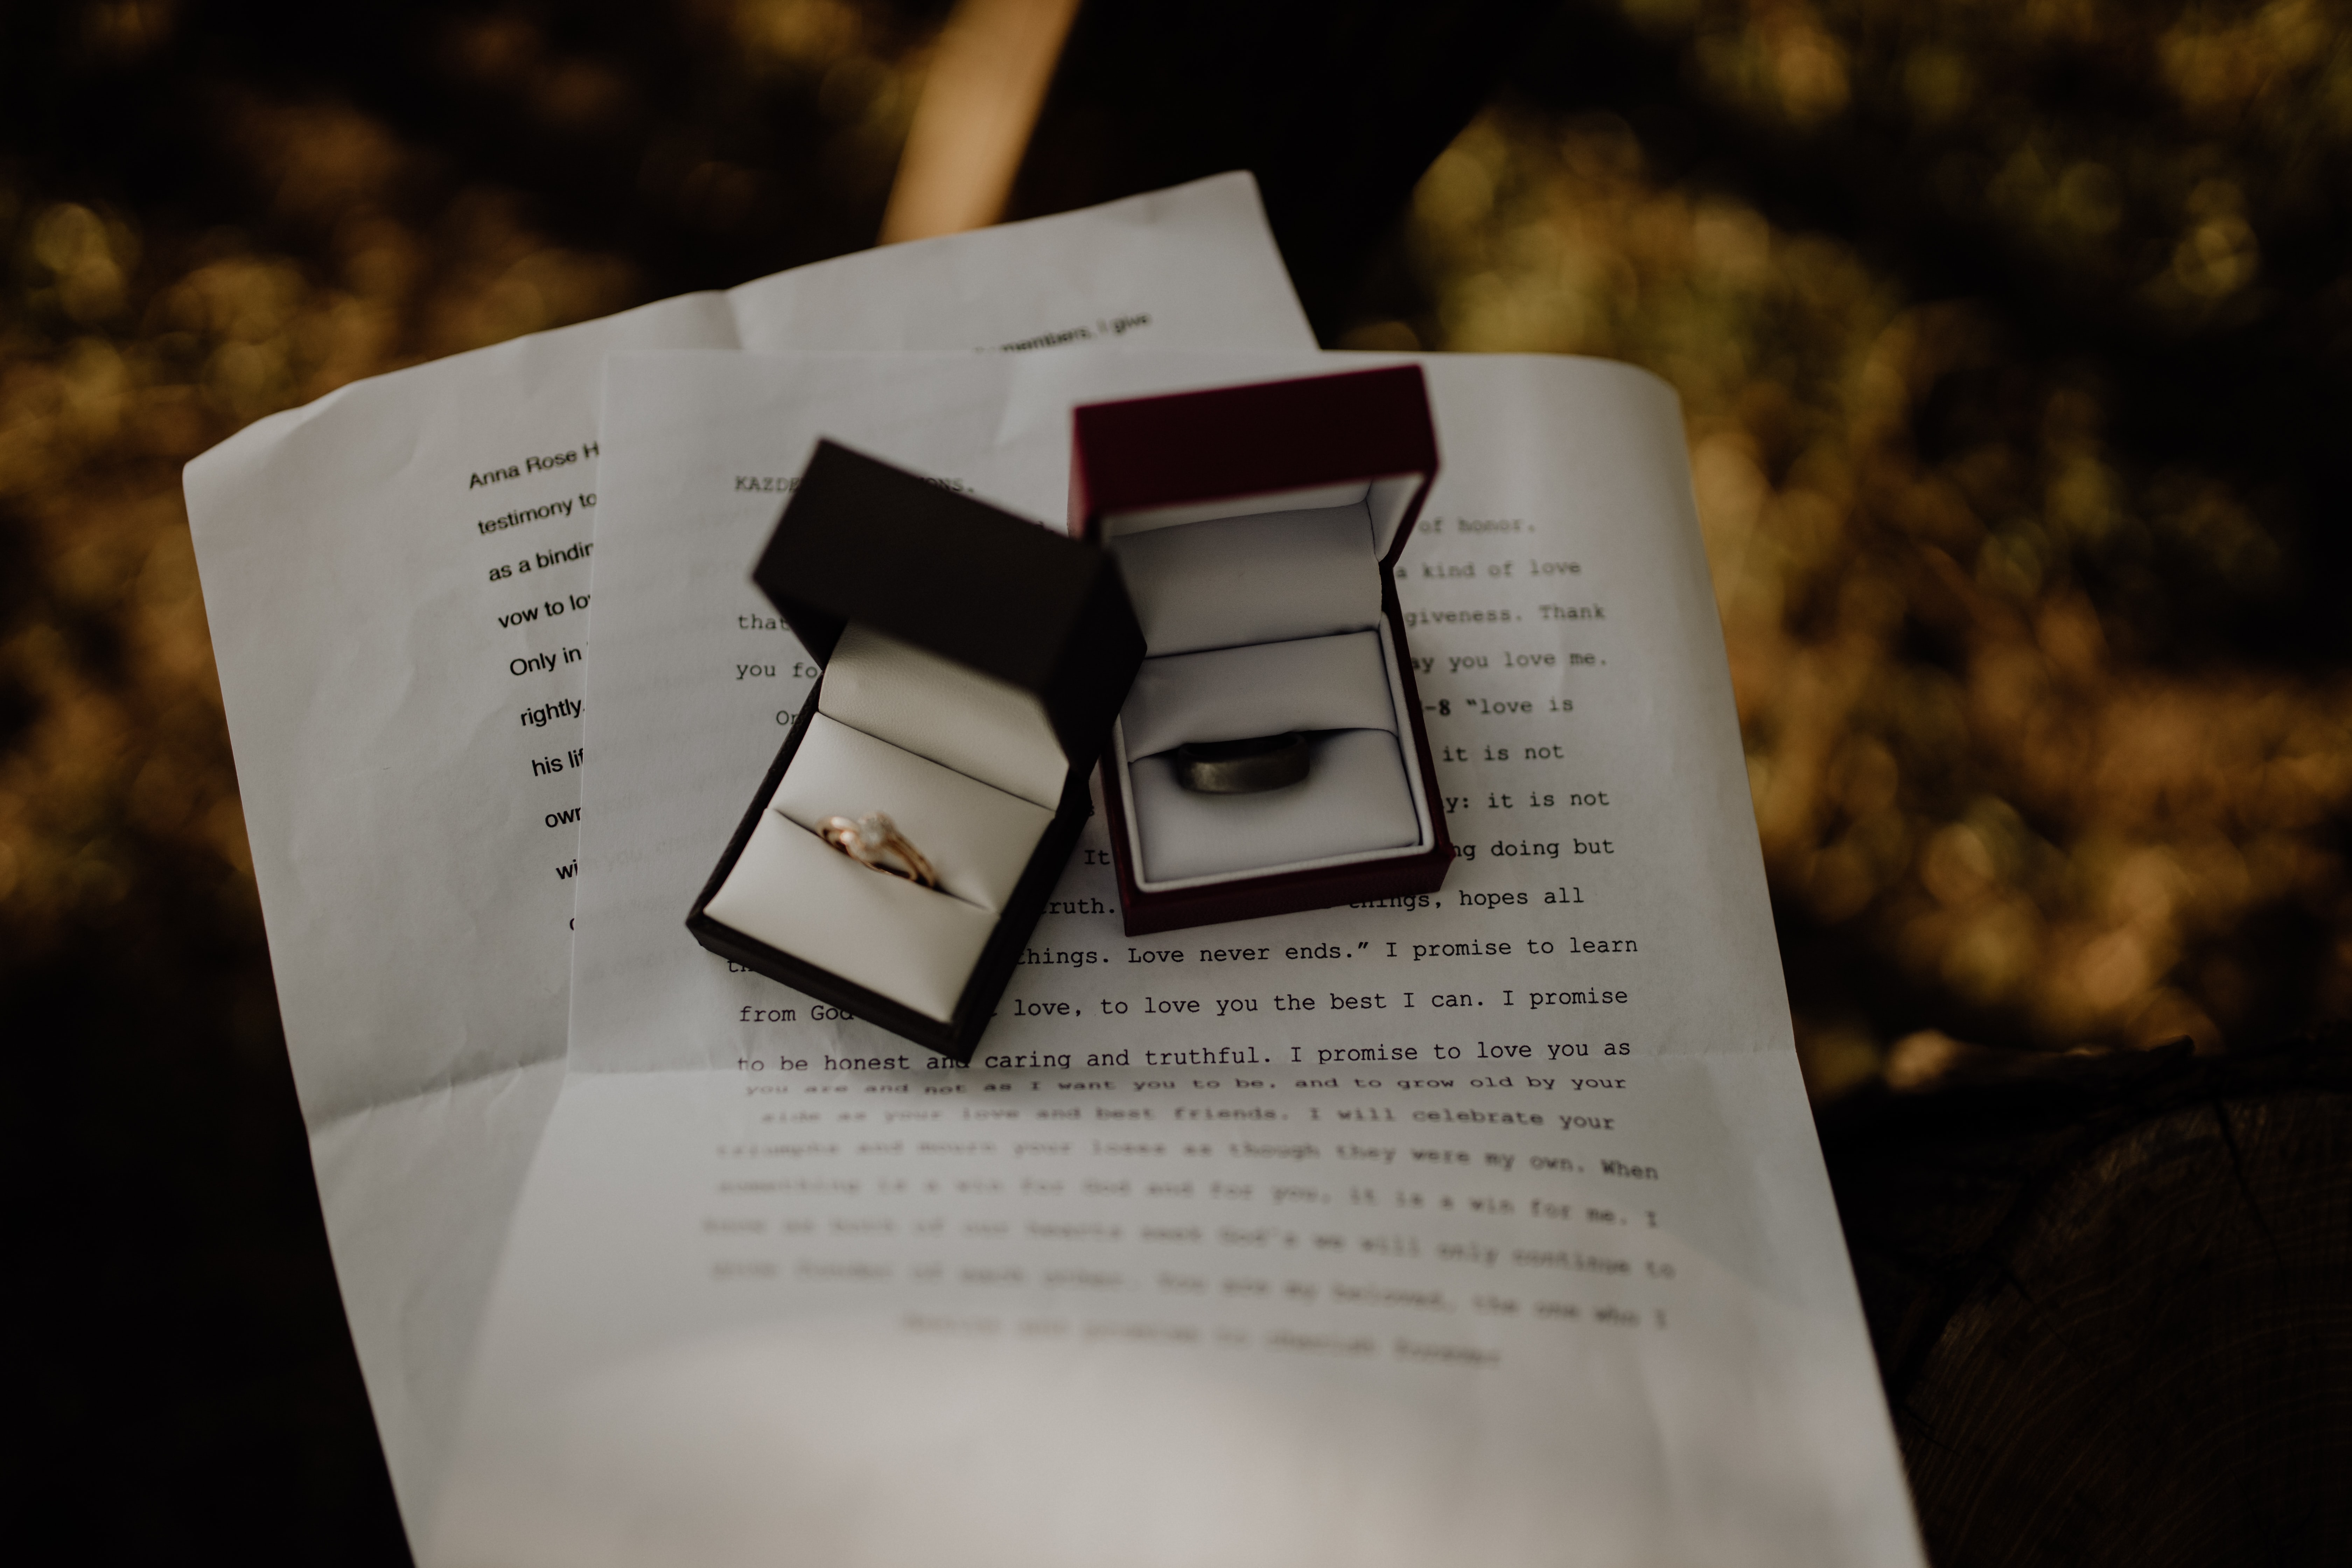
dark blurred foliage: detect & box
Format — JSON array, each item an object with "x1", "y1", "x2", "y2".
[
  {"x1": 1478, "y1": 0, "x2": 2352, "y2": 667},
  {"x1": 1, "y1": 0, "x2": 953, "y2": 308},
  {"x1": 1348, "y1": 0, "x2": 2352, "y2": 1093},
  {"x1": 2, "y1": 2, "x2": 954, "y2": 1558},
  {"x1": 5, "y1": 0, "x2": 2348, "y2": 1560}
]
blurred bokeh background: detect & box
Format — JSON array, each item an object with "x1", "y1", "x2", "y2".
[{"x1": 8, "y1": 0, "x2": 2348, "y2": 1559}]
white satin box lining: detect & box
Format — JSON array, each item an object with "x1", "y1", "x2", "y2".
[
  {"x1": 1104, "y1": 499, "x2": 1433, "y2": 892},
  {"x1": 1106, "y1": 505, "x2": 1382, "y2": 656},
  {"x1": 819, "y1": 623, "x2": 1068, "y2": 810},
  {"x1": 1100, "y1": 474, "x2": 1424, "y2": 560},
  {"x1": 1111, "y1": 622, "x2": 1434, "y2": 891}
]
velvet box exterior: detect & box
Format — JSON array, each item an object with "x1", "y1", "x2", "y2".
[
  {"x1": 688, "y1": 440, "x2": 1145, "y2": 1060},
  {"x1": 1070, "y1": 365, "x2": 1454, "y2": 936}
]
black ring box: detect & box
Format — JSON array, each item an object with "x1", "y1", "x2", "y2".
[{"x1": 687, "y1": 440, "x2": 1145, "y2": 1060}]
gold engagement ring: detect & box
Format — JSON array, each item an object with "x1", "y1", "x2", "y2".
[{"x1": 812, "y1": 811, "x2": 940, "y2": 890}]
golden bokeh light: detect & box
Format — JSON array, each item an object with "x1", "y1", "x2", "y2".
[
  {"x1": 0, "y1": 0, "x2": 934, "y2": 974},
  {"x1": 1381, "y1": 69, "x2": 2352, "y2": 1092}
]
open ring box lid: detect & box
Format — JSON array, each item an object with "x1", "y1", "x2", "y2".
[
  {"x1": 1070, "y1": 364, "x2": 1454, "y2": 936},
  {"x1": 688, "y1": 440, "x2": 1145, "y2": 1060}
]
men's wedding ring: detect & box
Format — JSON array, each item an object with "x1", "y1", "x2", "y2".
[
  {"x1": 813, "y1": 811, "x2": 941, "y2": 890},
  {"x1": 1172, "y1": 732, "x2": 1310, "y2": 795}
]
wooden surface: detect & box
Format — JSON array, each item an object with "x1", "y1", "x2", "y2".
[{"x1": 1823, "y1": 1035, "x2": 2352, "y2": 1566}]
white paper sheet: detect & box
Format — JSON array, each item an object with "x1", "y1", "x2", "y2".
[
  {"x1": 430, "y1": 348, "x2": 1922, "y2": 1564},
  {"x1": 180, "y1": 175, "x2": 1314, "y2": 1532}
]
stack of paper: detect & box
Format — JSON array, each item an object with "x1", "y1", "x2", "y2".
[{"x1": 186, "y1": 173, "x2": 1921, "y2": 1567}]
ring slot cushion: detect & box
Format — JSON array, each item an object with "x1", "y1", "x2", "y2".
[
  {"x1": 703, "y1": 811, "x2": 1001, "y2": 1023},
  {"x1": 1129, "y1": 730, "x2": 1421, "y2": 883},
  {"x1": 690, "y1": 440, "x2": 1145, "y2": 1059},
  {"x1": 764, "y1": 712, "x2": 1053, "y2": 912},
  {"x1": 1119, "y1": 630, "x2": 1398, "y2": 760}
]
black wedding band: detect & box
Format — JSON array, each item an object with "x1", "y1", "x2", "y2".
[{"x1": 1173, "y1": 732, "x2": 1310, "y2": 794}]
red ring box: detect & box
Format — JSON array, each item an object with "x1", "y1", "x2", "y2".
[{"x1": 1071, "y1": 365, "x2": 1454, "y2": 935}]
